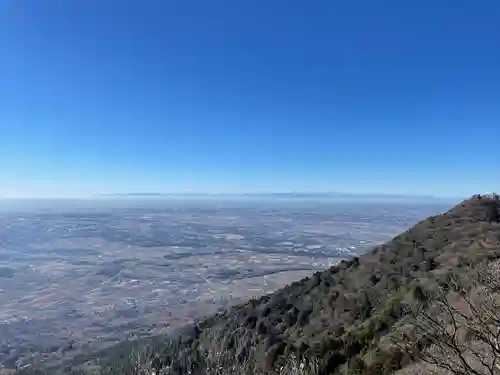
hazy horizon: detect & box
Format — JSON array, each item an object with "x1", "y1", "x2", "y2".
[{"x1": 0, "y1": 190, "x2": 465, "y2": 201}]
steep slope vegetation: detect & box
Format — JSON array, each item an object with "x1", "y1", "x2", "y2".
[{"x1": 154, "y1": 195, "x2": 500, "y2": 375}]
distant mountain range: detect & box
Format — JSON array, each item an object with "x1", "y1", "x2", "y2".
[{"x1": 100, "y1": 191, "x2": 457, "y2": 201}]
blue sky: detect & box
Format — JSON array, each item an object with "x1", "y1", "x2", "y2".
[{"x1": 0, "y1": 0, "x2": 499, "y2": 198}]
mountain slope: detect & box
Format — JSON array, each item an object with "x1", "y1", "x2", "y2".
[{"x1": 152, "y1": 195, "x2": 500, "y2": 375}]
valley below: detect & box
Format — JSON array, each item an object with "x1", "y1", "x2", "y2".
[{"x1": 0, "y1": 198, "x2": 450, "y2": 370}]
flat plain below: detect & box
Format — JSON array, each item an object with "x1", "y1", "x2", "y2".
[{"x1": 0, "y1": 198, "x2": 452, "y2": 369}]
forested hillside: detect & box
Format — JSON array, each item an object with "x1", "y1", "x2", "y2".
[{"x1": 153, "y1": 194, "x2": 500, "y2": 375}]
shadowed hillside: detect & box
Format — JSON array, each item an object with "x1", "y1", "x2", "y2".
[{"x1": 147, "y1": 194, "x2": 500, "y2": 375}]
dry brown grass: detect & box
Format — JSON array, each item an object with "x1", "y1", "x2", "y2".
[{"x1": 79, "y1": 346, "x2": 319, "y2": 375}]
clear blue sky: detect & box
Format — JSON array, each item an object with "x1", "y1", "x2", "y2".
[{"x1": 0, "y1": 0, "x2": 499, "y2": 198}]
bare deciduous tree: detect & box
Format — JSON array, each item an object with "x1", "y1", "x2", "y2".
[{"x1": 396, "y1": 262, "x2": 500, "y2": 375}]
